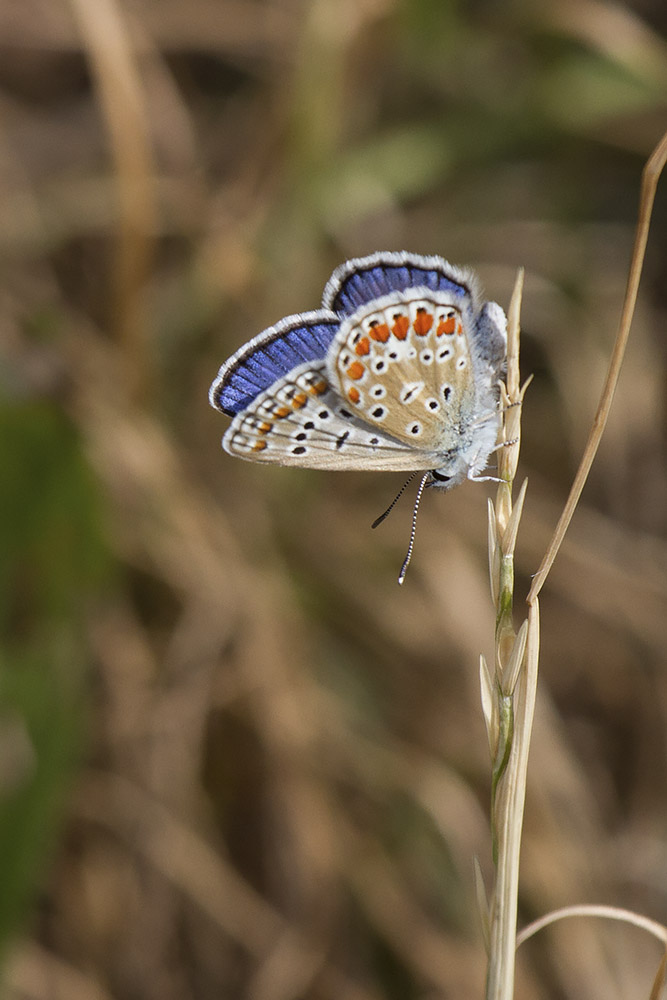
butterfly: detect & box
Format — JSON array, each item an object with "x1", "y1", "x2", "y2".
[
  {"x1": 209, "y1": 251, "x2": 507, "y2": 578},
  {"x1": 210, "y1": 250, "x2": 507, "y2": 478}
]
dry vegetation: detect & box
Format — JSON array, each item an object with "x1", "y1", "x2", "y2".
[{"x1": 1, "y1": 1, "x2": 667, "y2": 998}]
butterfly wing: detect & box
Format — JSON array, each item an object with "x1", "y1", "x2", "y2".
[
  {"x1": 222, "y1": 360, "x2": 435, "y2": 471},
  {"x1": 322, "y1": 250, "x2": 476, "y2": 315},
  {"x1": 327, "y1": 288, "x2": 485, "y2": 448},
  {"x1": 209, "y1": 310, "x2": 341, "y2": 416},
  {"x1": 211, "y1": 253, "x2": 507, "y2": 479},
  {"x1": 211, "y1": 309, "x2": 434, "y2": 471}
]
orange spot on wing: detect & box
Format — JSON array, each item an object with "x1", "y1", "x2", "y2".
[
  {"x1": 348, "y1": 386, "x2": 360, "y2": 404},
  {"x1": 258, "y1": 421, "x2": 273, "y2": 434},
  {"x1": 413, "y1": 309, "x2": 433, "y2": 336},
  {"x1": 392, "y1": 315, "x2": 409, "y2": 339},
  {"x1": 275, "y1": 406, "x2": 291, "y2": 418},
  {"x1": 437, "y1": 316, "x2": 456, "y2": 336},
  {"x1": 292, "y1": 392, "x2": 307, "y2": 409},
  {"x1": 456, "y1": 321, "x2": 463, "y2": 335},
  {"x1": 308, "y1": 379, "x2": 327, "y2": 395},
  {"x1": 347, "y1": 361, "x2": 365, "y2": 380},
  {"x1": 369, "y1": 322, "x2": 390, "y2": 342},
  {"x1": 252, "y1": 439, "x2": 267, "y2": 451},
  {"x1": 355, "y1": 336, "x2": 370, "y2": 355}
]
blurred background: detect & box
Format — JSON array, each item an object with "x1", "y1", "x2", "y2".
[{"x1": 1, "y1": 1, "x2": 667, "y2": 998}]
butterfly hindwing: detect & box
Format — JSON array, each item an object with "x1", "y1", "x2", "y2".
[
  {"x1": 223, "y1": 361, "x2": 434, "y2": 471},
  {"x1": 326, "y1": 289, "x2": 486, "y2": 452}
]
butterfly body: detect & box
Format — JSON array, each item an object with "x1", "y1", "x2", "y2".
[{"x1": 210, "y1": 252, "x2": 507, "y2": 488}]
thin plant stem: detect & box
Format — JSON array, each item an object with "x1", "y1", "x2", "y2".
[
  {"x1": 68, "y1": 0, "x2": 157, "y2": 405},
  {"x1": 486, "y1": 601, "x2": 539, "y2": 1000},
  {"x1": 517, "y1": 904, "x2": 667, "y2": 949},
  {"x1": 482, "y1": 270, "x2": 537, "y2": 1000},
  {"x1": 528, "y1": 128, "x2": 667, "y2": 603},
  {"x1": 482, "y1": 129, "x2": 667, "y2": 999}
]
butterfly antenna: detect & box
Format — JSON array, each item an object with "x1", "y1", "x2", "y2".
[
  {"x1": 397, "y1": 471, "x2": 429, "y2": 585},
  {"x1": 371, "y1": 472, "x2": 419, "y2": 529}
]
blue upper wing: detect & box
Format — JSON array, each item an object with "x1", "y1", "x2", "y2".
[
  {"x1": 322, "y1": 251, "x2": 473, "y2": 316},
  {"x1": 210, "y1": 311, "x2": 340, "y2": 415}
]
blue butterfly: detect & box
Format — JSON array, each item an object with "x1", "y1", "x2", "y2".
[{"x1": 209, "y1": 251, "x2": 507, "y2": 491}]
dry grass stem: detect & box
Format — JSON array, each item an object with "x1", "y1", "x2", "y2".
[
  {"x1": 483, "y1": 270, "x2": 539, "y2": 1000},
  {"x1": 517, "y1": 902, "x2": 667, "y2": 1000},
  {"x1": 486, "y1": 600, "x2": 540, "y2": 1000},
  {"x1": 650, "y1": 952, "x2": 667, "y2": 1000},
  {"x1": 484, "y1": 130, "x2": 667, "y2": 999},
  {"x1": 68, "y1": 0, "x2": 157, "y2": 403},
  {"x1": 516, "y1": 904, "x2": 667, "y2": 948},
  {"x1": 529, "y1": 127, "x2": 667, "y2": 602}
]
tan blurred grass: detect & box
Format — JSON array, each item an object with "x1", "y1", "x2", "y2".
[{"x1": 1, "y1": 1, "x2": 667, "y2": 998}]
